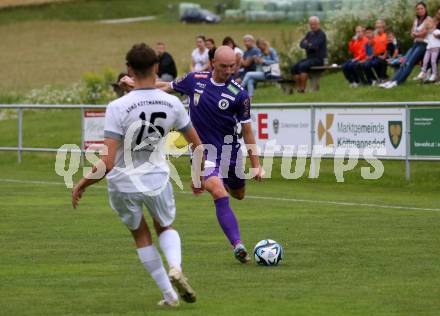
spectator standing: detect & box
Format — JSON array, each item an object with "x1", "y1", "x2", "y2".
[
  {"x1": 239, "y1": 34, "x2": 261, "y2": 80},
  {"x1": 342, "y1": 26, "x2": 368, "y2": 87},
  {"x1": 223, "y1": 36, "x2": 243, "y2": 76},
  {"x1": 191, "y1": 35, "x2": 210, "y2": 72},
  {"x1": 380, "y1": 1, "x2": 432, "y2": 89},
  {"x1": 414, "y1": 18, "x2": 440, "y2": 82},
  {"x1": 156, "y1": 42, "x2": 177, "y2": 82},
  {"x1": 291, "y1": 16, "x2": 327, "y2": 93},
  {"x1": 241, "y1": 39, "x2": 281, "y2": 99}
]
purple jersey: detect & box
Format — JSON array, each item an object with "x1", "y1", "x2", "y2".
[{"x1": 171, "y1": 71, "x2": 251, "y2": 162}]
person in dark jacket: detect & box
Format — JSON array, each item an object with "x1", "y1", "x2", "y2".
[
  {"x1": 291, "y1": 16, "x2": 327, "y2": 92},
  {"x1": 156, "y1": 42, "x2": 177, "y2": 82}
]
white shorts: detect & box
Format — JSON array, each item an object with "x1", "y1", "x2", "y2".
[{"x1": 108, "y1": 182, "x2": 176, "y2": 230}]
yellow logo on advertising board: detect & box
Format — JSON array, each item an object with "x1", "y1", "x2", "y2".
[
  {"x1": 318, "y1": 114, "x2": 334, "y2": 146},
  {"x1": 388, "y1": 121, "x2": 403, "y2": 149}
]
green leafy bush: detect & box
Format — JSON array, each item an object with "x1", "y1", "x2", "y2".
[{"x1": 21, "y1": 68, "x2": 117, "y2": 105}]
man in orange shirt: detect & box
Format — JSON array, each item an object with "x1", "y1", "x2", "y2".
[
  {"x1": 342, "y1": 26, "x2": 368, "y2": 87},
  {"x1": 363, "y1": 20, "x2": 388, "y2": 84}
]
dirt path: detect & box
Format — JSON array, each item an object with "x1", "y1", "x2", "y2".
[{"x1": 0, "y1": 0, "x2": 68, "y2": 9}]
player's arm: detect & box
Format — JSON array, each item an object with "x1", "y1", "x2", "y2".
[
  {"x1": 155, "y1": 80, "x2": 173, "y2": 92},
  {"x1": 241, "y1": 122, "x2": 264, "y2": 182},
  {"x1": 181, "y1": 126, "x2": 205, "y2": 194},
  {"x1": 159, "y1": 73, "x2": 194, "y2": 96},
  {"x1": 71, "y1": 138, "x2": 120, "y2": 209},
  {"x1": 118, "y1": 75, "x2": 135, "y2": 92}
]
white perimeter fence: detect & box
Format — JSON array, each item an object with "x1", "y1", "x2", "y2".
[{"x1": 1, "y1": 102, "x2": 440, "y2": 180}]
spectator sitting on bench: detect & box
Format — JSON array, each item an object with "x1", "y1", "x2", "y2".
[
  {"x1": 223, "y1": 36, "x2": 243, "y2": 78},
  {"x1": 238, "y1": 34, "x2": 261, "y2": 82},
  {"x1": 291, "y1": 16, "x2": 327, "y2": 93},
  {"x1": 380, "y1": 2, "x2": 431, "y2": 89},
  {"x1": 386, "y1": 31, "x2": 402, "y2": 67},
  {"x1": 206, "y1": 38, "x2": 216, "y2": 51},
  {"x1": 156, "y1": 42, "x2": 177, "y2": 82},
  {"x1": 358, "y1": 27, "x2": 376, "y2": 85},
  {"x1": 342, "y1": 25, "x2": 368, "y2": 87},
  {"x1": 208, "y1": 46, "x2": 217, "y2": 70},
  {"x1": 362, "y1": 20, "x2": 388, "y2": 85},
  {"x1": 191, "y1": 35, "x2": 210, "y2": 72},
  {"x1": 241, "y1": 39, "x2": 281, "y2": 99}
]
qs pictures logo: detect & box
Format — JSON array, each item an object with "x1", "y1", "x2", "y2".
[{"x1": 318, "y1": 113, "x2": 334, "y2": 146}]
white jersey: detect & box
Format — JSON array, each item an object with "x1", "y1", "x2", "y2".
[{"x1": 104, "y1": 88, "x2": 190, "y2": 193}]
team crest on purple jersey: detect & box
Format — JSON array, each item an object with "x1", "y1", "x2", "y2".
[{"x1": 218, "y1": 99, "x2": 230, "y2": 110}]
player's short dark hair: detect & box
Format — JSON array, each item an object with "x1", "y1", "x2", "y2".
[
  {"x1": 206, "y1": 38, "x2": 215, "y2": 45},
  {"x1": 126, "y1": 43, "x2": 158, "y2": 78},
  {"x1": 365, "y1": 26, "x2": 374, "y2": 32}
]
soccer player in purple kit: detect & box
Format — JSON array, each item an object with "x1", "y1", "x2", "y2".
[{"x1": 157, "y1": 46, "x2": 264, "y2": 263}]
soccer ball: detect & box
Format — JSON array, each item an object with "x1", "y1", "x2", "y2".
[{"x1": 254, "y1": 239, "x2": 283, "y2": 266}]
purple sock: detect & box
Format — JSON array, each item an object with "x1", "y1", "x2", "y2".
[{"x1": 214, "y1": 197, "x2": 241, "y2": 246}]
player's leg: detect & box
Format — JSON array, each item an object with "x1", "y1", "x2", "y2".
[
  {"x1": 152, "y1": 220, "x2": 196, "y2": 303},
  {"x1": 228, "y1": 186, "x2": 245, "y2": 200},
  {"x1": 225, "y1": 157, "x2": 247, "y2": 201},
  {"x1": 204, "y1": 175, "x2": 250, "y2": 263},
  {"x1": 153, "y1": 223, "x2": 180, "y2": 271},
  {"x1": 144, "y1": 183, "x2": 196, "y2": 303},
  {"x1": 108, "y1": 192, "x2": 179, "y2": 307}
]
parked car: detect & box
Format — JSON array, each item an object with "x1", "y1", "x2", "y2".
[{"x1": 180, "y1": 8, "x2": 221, "y2": 23}]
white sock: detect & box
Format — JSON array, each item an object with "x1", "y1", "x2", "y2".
[
  {"x1": 137, "y1": 245, "x2": 178, "y2": 301},
  {"x1": 159, "y1": 229, "x2": 182, "y2": 271}
]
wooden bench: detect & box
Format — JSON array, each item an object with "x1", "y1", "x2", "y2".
[{"x1": 309, "y1": 64, "x2": 342, "y2": 92}]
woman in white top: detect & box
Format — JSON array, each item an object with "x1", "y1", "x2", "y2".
[
  {"x1": 415, "y1": 17, "x2": 440, "y2": 82},
  {"x1": 191, "y1": 35, "x2": 210, "y2": 72},
  {"x1": 222, "y1": 36, "x2": 243, "y2": 77},
  {"x1": 381, "y1": 1, "x2": 432, "y2": 89}
]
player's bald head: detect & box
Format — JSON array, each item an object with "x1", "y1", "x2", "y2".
[
  {"x1": 212, "y1": 46, "x2": 236, "y2": 83},
  {"x1": 214, "y1": 46, "x2": 235, "y2": 63}
]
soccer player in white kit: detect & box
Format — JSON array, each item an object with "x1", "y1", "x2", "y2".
[{"x1": 71, "y1": 43, "x2": 204, "y2": 307}]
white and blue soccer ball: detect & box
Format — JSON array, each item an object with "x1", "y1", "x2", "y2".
[{"x1": 254, "y1": 239, "x2": 283, "y2": 266}]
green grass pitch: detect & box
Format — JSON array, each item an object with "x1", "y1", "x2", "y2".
[
  {"x1": 1, "y1": 1, "x2": 440, "y2": 314},
  {"x1": 1, "y1": 152, "x2": 439, "y2": 316}
]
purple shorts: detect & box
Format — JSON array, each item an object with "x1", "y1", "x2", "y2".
[{"x1": 204, "y1": 160, "x2": 246, "y2": 190}]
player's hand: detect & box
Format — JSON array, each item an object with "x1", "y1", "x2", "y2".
[
  {"x1": 252, "y1": 166, "x2": 265, "y2": 182},
  {"x1": 72, "y1": 184, "x2": 85, "y2": 209},
  {"x1": 118, "y1": 75, "x2": 135, "y2": 92},
  {"x1": 191, "y1": 178, "x2": 205, "y2": 196}
]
